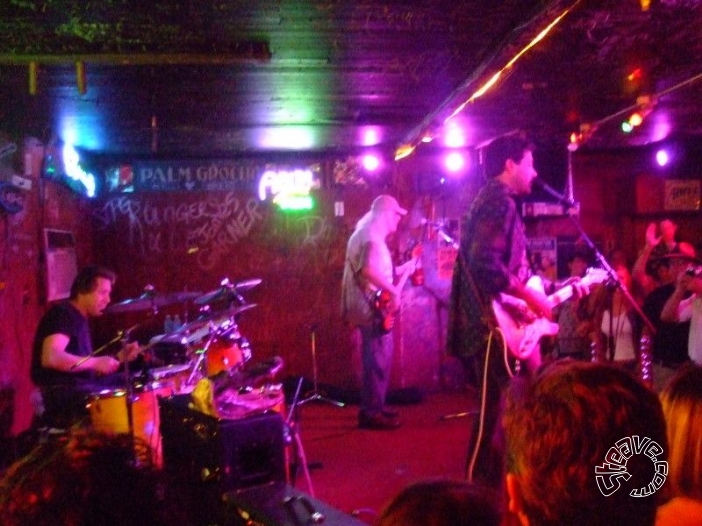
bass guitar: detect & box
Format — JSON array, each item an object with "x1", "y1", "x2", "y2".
[
  {"x1": 492, "y1": 267, "x2": 608, "y2": 360},
  {"x1": 372, "y1": 245, "x2": 422, "y2": 333}
]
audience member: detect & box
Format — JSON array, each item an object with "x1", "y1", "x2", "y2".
[
  {"x1": 633, "y1": 220, "x2": 684, "y2": 297},
  {"x1": 0, "y1": 430, "x2": 186, "y2": 526},
  {"x1": 656, "y1": 364, "x2": 702, "y2": 526},
  {"x1": 594, "y1": 264, "x2": 642, "y2": 373},
  {"x1": 660, "y1": 256, "x2": 702, "y2": 366},
  {"x1": 642, "y1": 248, "x2": 696, "y2": 391},
  {"x1": 553, "y1": 248, "x2": 597, "y2": 361},
  {"x1": 374, "y1": 478, "x2": 502, "y2": 526},
  {"x1": 503, "y1": 360, "x2": 667, "y2": 526}
]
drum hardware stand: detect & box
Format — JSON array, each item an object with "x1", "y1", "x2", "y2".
[
  {"x1": 120, "y1": 327, "x2": 138, "y2": 464},
  {"x1": 298, "y1": 324, "x2": 345, "y2": 407},
  {"x1": 286, "y1": 377, "x2": 315, "y2": 496},
  {"x1": 184, "y1": 320, "x2": 219, "y2": 386}
]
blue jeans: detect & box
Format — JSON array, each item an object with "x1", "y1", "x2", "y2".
[{"x1": 358, "y1": 324, "x2": 394, "y2": 415}]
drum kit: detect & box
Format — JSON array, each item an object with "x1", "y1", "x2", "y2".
[{"x1": 86, "y1": 277, "x2": 285, "y2": 466}]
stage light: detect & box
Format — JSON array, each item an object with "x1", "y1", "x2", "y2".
[
  {"x1": 655, "y1": 149, "x2": 669, "y2": 167},
  {"x1": 444, "y1": 152, "x2": 465, "y2": 173},
  {"x1": 361, "y1": 153, "x2": 381, "y2": 172},
  {"x1": 444, "y1": 126, "x2": 466, "y2": 148},
  {"x1": 621, "y1": 121, "x2": 634, "y2": 133}
]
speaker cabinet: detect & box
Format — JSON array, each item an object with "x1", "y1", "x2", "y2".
[
  {"x1": 159, "y1": 394, "x2": 286, "y2": 493},
  {"x1": 223, "y1": 482, "x2": 367, "y2": 526}
]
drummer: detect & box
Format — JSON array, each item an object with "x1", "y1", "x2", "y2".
[{"x1": 31, "y1": 265, "x2": 141, "y2": 429}]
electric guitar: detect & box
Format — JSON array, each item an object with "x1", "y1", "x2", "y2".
[
  {"x1": 492, "y1": 268, "x2": 608, "y2": 360},
  {"x1": 372, "y1": 245, "x2": 422, "y2": 334}
]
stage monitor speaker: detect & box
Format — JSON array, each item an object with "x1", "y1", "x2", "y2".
[
  {"x1": 159, "y1": 394, "x2": 286, "y2": 494},
  {"x1": 223, "y1": 482, "x2": 367, "y2": 526}
]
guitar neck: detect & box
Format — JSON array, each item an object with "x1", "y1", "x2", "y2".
[
  {"x1": 546, "y1": 284, "x2": 575, "y2": 310},
  {"x1": 395, "y1": 255, "x2": 418, "y2": 292}
]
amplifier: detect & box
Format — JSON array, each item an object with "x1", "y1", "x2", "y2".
[
  {"x1": 223, "y1": 482, "x2": 367, "y2": 526},
  {"x1": 158, "y1": 394, "x2": 287, "y2": 494}
]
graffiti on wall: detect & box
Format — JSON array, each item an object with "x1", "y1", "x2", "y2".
[{"x1": 93, "y1": 192, "x2": 263, "y2": 270}]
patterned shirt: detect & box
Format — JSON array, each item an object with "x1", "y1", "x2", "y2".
[{"x1": 447, "y1": 179, "x2": 530, "y2": 358}]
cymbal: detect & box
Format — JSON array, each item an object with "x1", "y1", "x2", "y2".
[
  {"x1": 162, "y1": 303, "x2": 257, "y2": 344},
  {"x1": 105, "y1": 290, "x2": 202, "y2": 314},
  {"x1": 234, "y1": 278, "x2": 262, "y2": 291},
  {"x1": 194, "y1": 278, "x2": 262, "y2": 305}
]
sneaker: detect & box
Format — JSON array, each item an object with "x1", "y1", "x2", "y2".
[{"x1": 358, "y1": 411, "x2": 401, "y2": 430}]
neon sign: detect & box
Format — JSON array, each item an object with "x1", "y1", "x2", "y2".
[
  {"x1": 62, "y1": 143, "x2": 97, "y2": 197},
  {"x1": 258, "y1": 168, "x2": 318, "y2": 210}
]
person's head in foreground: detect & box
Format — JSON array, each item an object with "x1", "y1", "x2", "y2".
[
  {"x1": 375, "y1": 478, "x2": 502, "y2": 526},
  {"x1": 503, "y1": 360, "x2": 667, "y2": 526}
]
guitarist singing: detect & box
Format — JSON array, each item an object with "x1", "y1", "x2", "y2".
[
  {"x1": 447, "y1": 136, "x2": 588, "y2": 488},
  {"x1": 341, "y1": 195, "x2": 418, "y2": 430}
]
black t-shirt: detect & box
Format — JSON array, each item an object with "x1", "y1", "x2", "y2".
[
  {"x1": 642, "y1": 283, "x2": 690, "y2": 365},
  {"x1": 31, "y1": 301, "x2": 97, "y2": 386}
]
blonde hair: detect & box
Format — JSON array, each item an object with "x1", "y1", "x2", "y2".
[{"x1": 660, "y1": 364, "x2": 702, "y2": 500}]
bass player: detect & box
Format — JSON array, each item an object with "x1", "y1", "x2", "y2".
[{"x1": 341, "y1": 194, "x2": 419, "y2": 430}]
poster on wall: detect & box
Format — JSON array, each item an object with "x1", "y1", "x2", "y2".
[
  {"x1": 43, "y1": 229, "x2": 78, "y2": 301},
  {"x1": 664, "y1": 179, "x2": 700, "y2": 211},
  {"x1": 527, "y1": 237, "x2": 558, "y2": 284}
]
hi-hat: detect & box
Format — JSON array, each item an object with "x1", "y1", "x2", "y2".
[
  {"x1": 194, "y1": 278, "x2": 262, "y2": 305},
  {"x1": 105, "y1": 288, "x2": 201, "y2": 313}
]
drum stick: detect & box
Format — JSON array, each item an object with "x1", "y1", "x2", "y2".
[{"x1": 71, "y1": 325, "x2": 139, "y2": 369}]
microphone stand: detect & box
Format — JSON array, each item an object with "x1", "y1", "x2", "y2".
[
  {"x1": 534, "y1": 174, "x2": 654, "y2": 382},
  {"x1": 538, "y1": 182, "x2": 656, "y2": 335},
  {"x1": 574, "y1": 217, "x2": 655, "y2": 336}
]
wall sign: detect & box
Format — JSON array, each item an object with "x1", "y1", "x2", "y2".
[
  {"x1": 132, "y1": 160, "x2": 260, "y2": 192},
  {"x1": 258, "y1": 168, "x2": 319, "y2": 210},
  {"x1": 664, "y1": 179, "x2": 700, "y2": 211},
  {"x1": 43, "y1": 229, "x2": 78, "y2": 301}
]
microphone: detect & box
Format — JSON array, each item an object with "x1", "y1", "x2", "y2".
[
  {"x1": 420, "y1": 219, "x2": 459, "y2": 249},
  {"x1": 532, "y1": 178, "x2": 577, "y2": 210}
]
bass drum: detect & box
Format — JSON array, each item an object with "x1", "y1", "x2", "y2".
[
  {"x1": 86, "y1": 381, "x2": 174, "y2": 467},
  {"x1": 206, "y1": 333, "x2": 252, "y2": 376}
]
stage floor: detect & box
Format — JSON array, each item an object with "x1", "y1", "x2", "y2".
[{"x1": 289, "y1": 388, "x2": 479, "y2": 523}]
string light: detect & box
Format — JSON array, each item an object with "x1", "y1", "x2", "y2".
[{"x1": 396, "y1": 1, "x2": 581, "y2": 160}]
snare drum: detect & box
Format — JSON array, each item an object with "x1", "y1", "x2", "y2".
[
  {"x1": 150, "y1": 363, "x2": 193, "y2": 393},
  {"x1": 86, "y1": 381, "x2": 174, "y2": 467},
  {"x1": 205, "y1": 333, "x2": 251, "y2": 376}
]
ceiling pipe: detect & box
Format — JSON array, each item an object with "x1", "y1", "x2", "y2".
[{"x1": 0, "y1": 49, "x2": 271, "y2": 67}]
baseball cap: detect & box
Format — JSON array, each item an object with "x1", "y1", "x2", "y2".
[
  {"x1": 371, "y1": 194, "x2": 407, "y2": 215},
  {"x1": 649, "y1": 243, "x2": 701, "y2": 275}
]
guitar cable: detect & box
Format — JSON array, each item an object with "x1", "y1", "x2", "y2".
[{"x1": 466, "y1": 327, "x2": 513, "y2": 482}]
